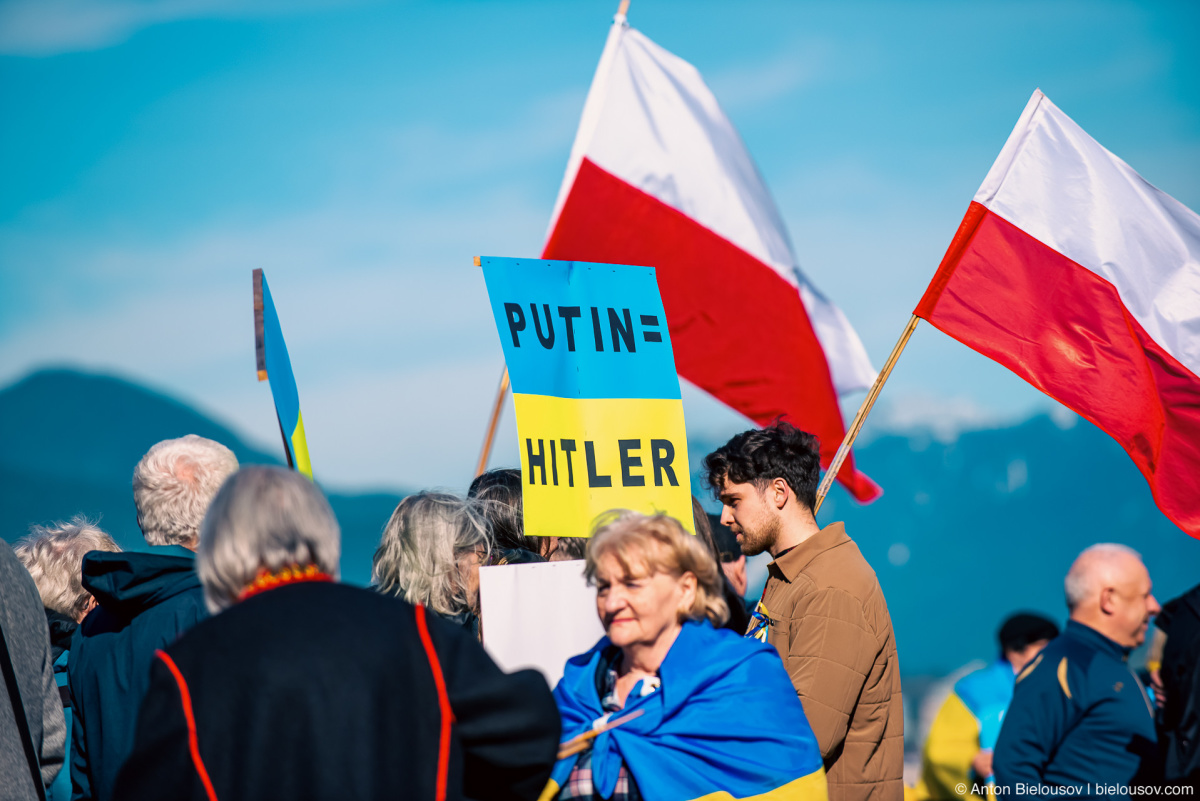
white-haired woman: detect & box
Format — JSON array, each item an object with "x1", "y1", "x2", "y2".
[
  {"x1": 547, "y1": 513, "x2": 828, "y2": 801},
  {"x1": 115, "y1": 465, "x2": 560, "y2": 801},
  {"x1": 373, "y1": 492, "x2": 492, "y2": 635},
  {"x1": 15, "y1": 518, "x2": 120, "y2": 801},
  {"x1": 16, "y1": 517, "x2": 121, "y2": 625}
]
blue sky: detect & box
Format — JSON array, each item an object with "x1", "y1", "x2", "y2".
[{"x1": 2, "y1": 0, "x2": 1197, "y2": 491}]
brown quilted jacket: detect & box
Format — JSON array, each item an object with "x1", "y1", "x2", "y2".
[{"x1": 757, "y1": 522, "x2": 904, "y2": 801}]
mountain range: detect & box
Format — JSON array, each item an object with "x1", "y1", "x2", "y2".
[
  {"x1": 2, "y1": 367, "x2": 1197, "y2": 678},
  {"x1": 0, "y1": 369, "x2": 400, "y2": 587}
]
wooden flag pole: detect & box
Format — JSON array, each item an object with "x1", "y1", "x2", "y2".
[
  {"x1": 557, "y1": 709, "x2": 644, "y2": 760},
  {"x1": 476, "y1": 366, "x2": 511, "y2": 478},
  {"x1": 813, "y1": 314, "x2": 921, "y2": 513},
  {"x1": 474, "y1": 254, "x2": 510, "y2": 478}
]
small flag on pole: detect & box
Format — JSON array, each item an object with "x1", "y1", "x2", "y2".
[
  {"x1": 253, "y1": 269, "x2": 313, "y2": 479},
  {"x1": 915, "y1": 90, "x2": 1200, "y2": 538}
]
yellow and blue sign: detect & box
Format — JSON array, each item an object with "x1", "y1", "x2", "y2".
[
  {"x1": 253, "y1": 269, "x2": 312, "y2": 479},
  {"x1": 480, "y1": 257, "x2": 692, "y2": 538}
]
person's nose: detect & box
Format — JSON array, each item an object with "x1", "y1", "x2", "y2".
[
  {"x1": 1148, "y1": 594, "x2": 1161, "y2": 616},
  {"x1": 720, "y1": 506, "x2": 734, "y2": 527},
  {"x1": 603, "y1": 586, "x2": 627, "y2": 614}
]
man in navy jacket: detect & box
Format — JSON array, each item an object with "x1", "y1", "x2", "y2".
[
  {"x1": 994, "y1": 544, "x2": 1161, "y2": 796},
  {"x1": 68, "y1": 435, "x2": 237, "y2": 801}
]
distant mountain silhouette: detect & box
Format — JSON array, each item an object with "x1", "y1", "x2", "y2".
[
  {"x1": 0, "y1": 368, "x2": 399, "y2": 584},
  {"x1": 3, "y1": 368, "x2": 1197, "y2": 676}
]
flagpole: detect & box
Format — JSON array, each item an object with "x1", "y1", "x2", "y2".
[
  {"x1": 813, "y1": 314, "x2": 920, "y2": 513},
  {"x1": 475, "y1": 367, "x2": 510, "y2": 478}
]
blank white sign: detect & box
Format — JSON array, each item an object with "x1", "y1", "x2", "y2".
[{"x1": 479, "y1": 560, "x2": 606, "y2": 688}]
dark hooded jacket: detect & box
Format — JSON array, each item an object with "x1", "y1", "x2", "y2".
[
  {"x1": 46, "y1": 612, "x2": 76, "y2": 668},
  {"x1": 67, "y1": 546, "x2": 206, "y2": 801},
  {"x1": 46, "y1": 610, "x2": 76, "y2": 801},
  {"x1": 1157, "y1": 583, "x2": 1200, "y2": 786}
]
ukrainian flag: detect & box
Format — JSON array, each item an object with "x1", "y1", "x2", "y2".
[
  {"x1": 253, "y1": 269, "x2": 312, "y2": 479},
  {"x1": 913, "y1": 660, "x2": 1014, "y2": 800},
  {"x1": 544, "y1": 620, "x2": 827, "y2": 801}
]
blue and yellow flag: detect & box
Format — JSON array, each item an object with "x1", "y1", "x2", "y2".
[
  {"x1": 547, "y1": 621, "x2": 827, "y2": 801},
  {"x1": 480, "y1": 257, "x2": 692, "y2": 538},
  {"x1": 253, "y1": 269, "x2": 312, "y2": 479}
]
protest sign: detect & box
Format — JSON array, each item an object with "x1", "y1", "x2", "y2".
[
  {"x1": 479, "y1": 560, "x2": 604, "y2": 686},
  {"x1": 253, "y1": 269, "x2": 313, "y2": 479},
  {"x1": 479, "y1": 256, "x2": 693, "y2": 538}
]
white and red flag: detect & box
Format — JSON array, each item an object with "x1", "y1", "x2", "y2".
[
  {"x1": 916, "y1": 90, "x2": 1200, "y2": 538},
  {"x1": 542, "y1": 11, "x2": 880, "y2": 501}
]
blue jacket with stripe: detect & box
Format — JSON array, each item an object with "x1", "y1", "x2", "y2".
[{"x1": 993, "y1": 620, "x2": 1159, "y2": 795}]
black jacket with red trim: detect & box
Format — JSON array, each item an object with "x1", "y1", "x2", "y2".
[{"x1": 113, "y1": 581, "x2": 560, "y2": 801}]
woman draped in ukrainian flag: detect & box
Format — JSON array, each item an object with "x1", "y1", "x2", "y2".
[{"x1": 545, "y1": 512, "x2": 827, "y2": 801}]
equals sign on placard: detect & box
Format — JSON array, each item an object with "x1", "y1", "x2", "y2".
[{"x1": 641, "y1": 315, "x2": 663, "y2": 343}]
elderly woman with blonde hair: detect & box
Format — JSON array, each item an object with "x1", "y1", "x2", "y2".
[{"x1": 547, "y1": 513, "x2": 827, "y2": 801}]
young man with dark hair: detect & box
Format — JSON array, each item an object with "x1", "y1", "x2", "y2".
[{"x1": 704, "y1": 422, "x2": 903, "y2": 801}]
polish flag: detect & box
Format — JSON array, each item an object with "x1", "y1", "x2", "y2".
[
  {"x1": 916, "y1": 90, "x2": 1200, "y2": 538},
  {"x1": 542, "y1": 11, "x2": 880, "y2": 501}
]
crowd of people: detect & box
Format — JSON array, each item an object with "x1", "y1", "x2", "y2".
[{"x1": 0, "y1": 423, "x2": 1196, "y2": 800}]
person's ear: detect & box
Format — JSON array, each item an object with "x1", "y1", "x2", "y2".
[
  {"x1": 677, "y1": 571, "x2": 698, "y2": 619},
  {"x1": 1099, "y1": 586, "x2": 1118, "y2": 616},
  {"x1": 771, "y1": 477, "x2": 789, "y2": 510},
  {"x1": 77, "y1": 595, "x2": 98, "y2": 623}
]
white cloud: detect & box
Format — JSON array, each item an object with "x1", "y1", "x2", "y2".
[
  {"x1": 0, "y1": 0, "x2": 354, "y2": 56},
  {"x1": 376, "y1": 89, "x2": 585, "y2": 189},
  {"x1": 859, "y1": 392, "x2": 1011, "y2": 444},
  {"x1": 856, "y1": 389, "x2": 1083, "y2": 448},
  {"x1": 707, "y1": 43, "x2": 828, "y2": 113},
  {"x1": 1049, "y1": 405, "x2": 1079, "y2": 430}
]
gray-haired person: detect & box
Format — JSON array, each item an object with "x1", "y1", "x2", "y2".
[
  {"x1": 994, "y1": 544, "x2": 1161, "y2": 794},
  {"x1": 14, "y1": 519, "x2": 120, "y2": 801},
  {"x1": 115, "y1": 465, "x2": 561, "y2": 801},
  {"x1": 1, "y1": 539, "x2": 66, "y2": 801},
  {"x1": 373, "y1": 492, "x2": 492, "y2": 636},
  {"x1": 68, "y1": 435, "x2": 238, "y2": 801},
  {"x1": 15, "y1": 519, "x2": 120, "y2": 626}
]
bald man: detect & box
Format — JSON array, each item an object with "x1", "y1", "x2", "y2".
[{"x1": 993, "y1": 544, "x2": 1161, "y2": 796}]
